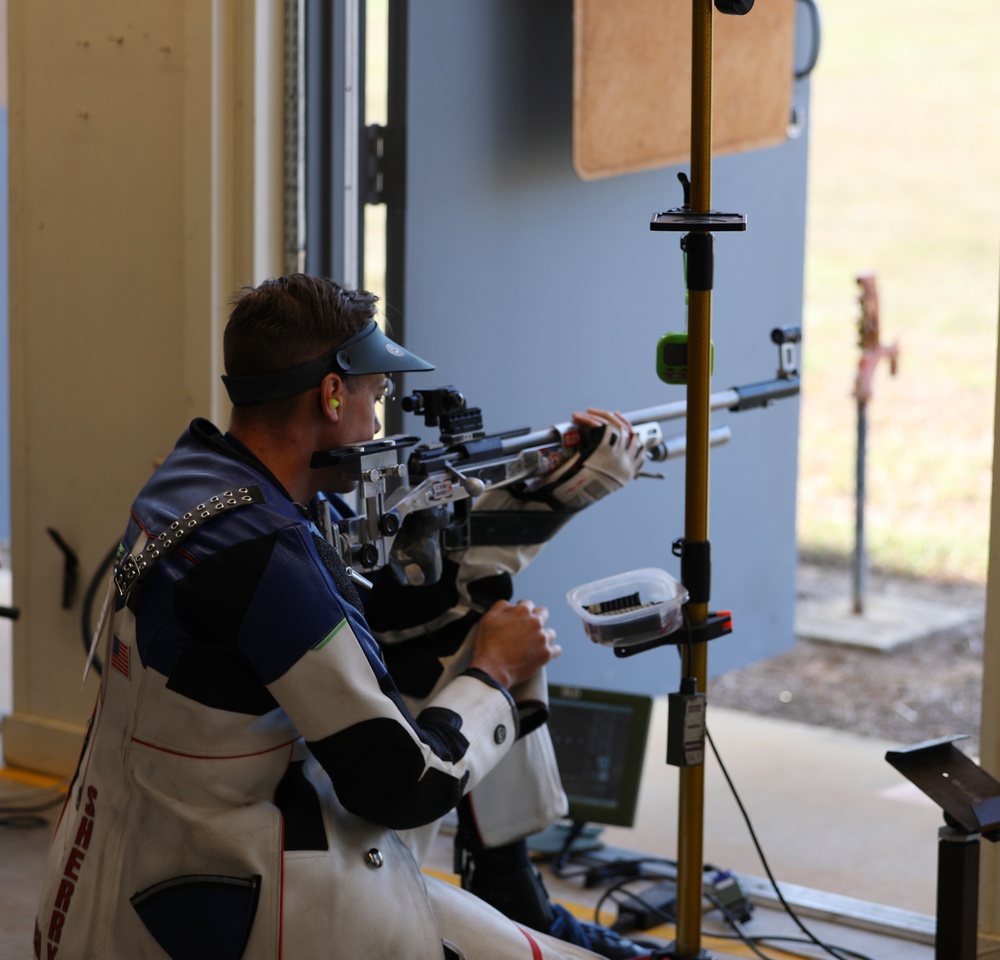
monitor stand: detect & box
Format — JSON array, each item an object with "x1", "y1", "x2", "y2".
[{"x1": 527, "y1": 820, "x2": 605, "y2": 857}]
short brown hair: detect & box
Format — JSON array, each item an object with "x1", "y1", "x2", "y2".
[{"x1": 224, "y1": 274, "x2": 378, "y2": 379}]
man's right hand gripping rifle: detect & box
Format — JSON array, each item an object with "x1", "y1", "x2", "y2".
[{"x1": 362, "y1": 405, "x2": 653, "y2": 960}]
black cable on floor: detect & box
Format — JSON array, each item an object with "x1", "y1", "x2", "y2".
[
  {"x1": 0, "y1": 782, "x2": 66, "y2": 831},
  {"x1": 705, "y1": 724, "x2": 877, "y2": 960},
  {"x1": 550, "y1": 820, "x2": 588, "y2": 878},
  {"x1": 708, "y1": 931, "x2": 880, "y2": 960},
  {"x1": 0, "y1": 813, "x2": 49, "y2": 830},
  {"x1": 702, "y1": 890, "x2": 779, "y2": 960}
]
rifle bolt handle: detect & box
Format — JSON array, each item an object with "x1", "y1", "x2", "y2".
[{"x1": 463, "y1": 477, "x2": 486, "y2": 497}]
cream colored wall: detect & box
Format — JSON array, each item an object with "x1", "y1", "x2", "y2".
[
  {"x1": 1, "y1": 0, "x2": 283, "y2": 775},
  {"x1": 979, "y1": 266, "x2": 1000, "y2": 946}
]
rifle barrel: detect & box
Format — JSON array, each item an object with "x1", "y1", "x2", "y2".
[
  {"x1": 625, "y1": 388, "x2": 740, "y2": 427},
  {"x1": 500, "y1": 378, "x2": 797, "y2": 456}
]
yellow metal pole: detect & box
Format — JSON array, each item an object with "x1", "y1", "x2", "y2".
[{"x1": 674, "y1": 2, "x2": 714, "y2": 956}]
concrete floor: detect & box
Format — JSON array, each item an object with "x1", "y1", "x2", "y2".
[
  {"x1": 0, "y1": 773, "x2": 62, "y2": 960},
  {"x1": 1, "y1": 701, "x2": 948, "y2": 960},
  {"x1": 613, "y1": 700, "x2": 943, "y2": 918},
  {"x1": 424, "y1": 700, "x2": 944, "y2": 959},
  {"x1": 540, "y1": 701, "x2": 945, "y2": 959},
  {"x1": 0, "y1": 550, "x2": 958, "y2": 958}
]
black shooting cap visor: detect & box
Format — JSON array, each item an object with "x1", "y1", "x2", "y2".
[{"x1": 222, "y1": 322, "x2": 434, "y2": 405}]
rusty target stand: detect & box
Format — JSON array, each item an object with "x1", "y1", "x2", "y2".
[
  {"x1": 637, "y1": 2, "x2": 754, "y2": 957},
  {"x1": 851, "y1": 273, "x2": 899, "y2": 614}
]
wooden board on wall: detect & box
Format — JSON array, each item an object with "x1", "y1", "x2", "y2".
[{"x1": 573, "y1": 0, "x2": 796, "y2": 180}]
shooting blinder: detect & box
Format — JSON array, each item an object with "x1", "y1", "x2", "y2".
[{"x1": 222, "y1": 322, "x2": 434, "y2": 405}]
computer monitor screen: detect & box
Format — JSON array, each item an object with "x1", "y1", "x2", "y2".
[{"x1": 547, "y1": 684, "x2": 653, "y2": 829}]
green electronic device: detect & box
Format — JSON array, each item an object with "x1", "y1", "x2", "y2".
[{"x1": 656, "y1": 332, "x2": 714, "y2": 385}]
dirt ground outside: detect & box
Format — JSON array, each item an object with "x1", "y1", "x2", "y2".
[{"x1": 707, "y1": 560, "x2": 988, "y2": 758}]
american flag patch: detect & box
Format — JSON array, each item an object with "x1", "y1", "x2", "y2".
[{"x1": 111, "y1": 636, "x2": 130, "y2": 679}]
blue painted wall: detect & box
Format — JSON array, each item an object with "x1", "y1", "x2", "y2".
[{"x1": 397, "y1": 2, "x2": 810, "y2": 695}]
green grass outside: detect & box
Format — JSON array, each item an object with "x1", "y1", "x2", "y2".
[
  {"x1": 798, "y1": 0, "x2": 1000, "y2": 582},
  {"x1": 360, "y1": 0, "x2": 1000, "y2": 583}
]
